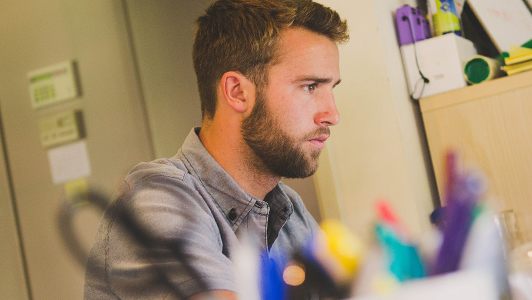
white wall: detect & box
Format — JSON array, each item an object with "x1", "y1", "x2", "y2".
[
  {"x1": 125, "y1": 0, "x2": 205, "y2": 159},
  {"x1": 315, "y1": 0, "x2": 437, "y2": 241},
  {"x1": 374, "y1": 0, "x2": 439, "y2": 234},
  {"x1": 0, "y1": 1, "x2": 154, "y2": 299}
]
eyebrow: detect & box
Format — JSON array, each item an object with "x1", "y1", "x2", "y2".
[{"x1": 296, "y1": 77, "x2": 342, "y2": 87}]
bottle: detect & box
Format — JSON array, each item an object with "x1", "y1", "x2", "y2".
[{"x1": 428, "y1": 0, "x2": 462, "y2": 36}]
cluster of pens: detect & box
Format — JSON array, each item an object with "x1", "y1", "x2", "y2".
[
  {"x1": 352, "y1": 150, "x2": 510, "y2": 299},
  {"x1": 368, "y1": 149, "x2": 491, "y2": 285},
  {"x1": 234, "y1": 218, "x2": 366, "y2": 300},
  {"x1": 286, "y1": 219, "x2": 366, "y2": 299},
  {"x1": 431, "y1": 150, "x2": 490, "y2": 275},
  {"x1": 238, "y1": 150, "x2": 511, "y2": 300}
]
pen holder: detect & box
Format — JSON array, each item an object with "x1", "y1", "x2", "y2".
[
  {"x1": 494, "y1": 209, "x2": 522, "y2": 252},
  {"x1": 508, "y1": 242, "x2": 532, "y2": 300}
]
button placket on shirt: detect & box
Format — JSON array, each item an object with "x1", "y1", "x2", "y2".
[{"x1": 254, "y1": 200, "x2": 269, "y2": 251}]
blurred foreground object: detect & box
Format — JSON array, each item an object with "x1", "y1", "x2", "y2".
[
  {"x1": 352, "y1": 150, "x2": 510, "y2": 300},
  {"x1": 352, "y1": 269, "x2": 498, "y2": 300},
  {"x1": 508, "y1": 242, "x2": 532, "y2": 300},
  {"x1": 57, "y1": 190, "x2": 109, "y2": 267},
  {"x1": 59, "y1": 150, "x2": 516, "y2": 299},
  {"x1": 286, "y1": 219, "x2": 366, "y2": 299},
  {"x1": 233, "y1": 219, "x2": 366, "y2": 300},
  {"x1": 57, "y1": 190, "x2": 210, "y2": 299}
]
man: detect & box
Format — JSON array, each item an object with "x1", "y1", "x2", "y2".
[{"x1": 84, "y1": 0, "x2": 348, "y2": 299}]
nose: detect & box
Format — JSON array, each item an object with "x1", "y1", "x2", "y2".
[{"x1": 314, "y1": 92, "x2": 340, "y2": 126}]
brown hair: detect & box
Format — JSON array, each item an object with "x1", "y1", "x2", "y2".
[{"x1": 193, "y1": 0, "x2": 349, "y2": 120}]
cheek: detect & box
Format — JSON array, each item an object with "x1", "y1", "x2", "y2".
[
  {"x1": 276, "y1": 112, "x2": 310, "y2": 140},
  {"x1": 266, "y1": 89, "x2": 315, "y2": 133}
]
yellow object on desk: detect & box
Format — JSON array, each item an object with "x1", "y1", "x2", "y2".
[{"x1": 315, "y1": 219, "x2": 366, "y2": 283}]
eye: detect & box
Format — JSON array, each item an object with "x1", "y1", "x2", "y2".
[{"x1": 303, "y1": 83, "x2": 318, "y2": 93}]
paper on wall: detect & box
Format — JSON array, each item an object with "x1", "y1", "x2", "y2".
[{"x1": 48, "y1": 141, "x2": 91, "y2": 184}]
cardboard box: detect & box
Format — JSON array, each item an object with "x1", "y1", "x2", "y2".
[{"x1": 401, "y1": 34, "x2": 477, "y2": 99}]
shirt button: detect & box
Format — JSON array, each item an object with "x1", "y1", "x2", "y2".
[{"x1": 228, "y1": 208, "x2": 237, "y2": 221}]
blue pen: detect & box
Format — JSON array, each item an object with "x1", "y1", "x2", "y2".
[{"x1": 260, "y1": 252, "x2": 286, "y2": 300}]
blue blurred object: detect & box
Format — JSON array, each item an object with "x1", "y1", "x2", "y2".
[
  {"x1": 375, "y1": 223, "x2": 426, "y2": 282},
  {"x1": 260, "y1": 253, "x2": 286, "y2": 300},
  {"x1": 429, "y1": 207, "x2": 448, "y2": 230},
  {"x1": 431, "y1": 151, "x2": 487, "y2": 275}
]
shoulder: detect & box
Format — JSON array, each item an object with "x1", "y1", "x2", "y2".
[
  {"x1": 124, "y1": 157, "x2": 189, "y2": 185},
  {"x1": 85, "y1": 157, "x2": 236, "y2": 298},
  {"x1": 116, "y1": 157, "x2": 211, "y2": 210},
  {"x1": 111, "y1": 157, "x2": 218, "y2": 235}
]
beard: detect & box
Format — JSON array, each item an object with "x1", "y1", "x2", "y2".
[{"x1": 241, "y1": 90, "x2": 329, "y2": 179}]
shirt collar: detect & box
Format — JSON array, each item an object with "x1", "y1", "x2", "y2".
[{"x1": 177, "y1": 127, "x2": 293, "y2": 231}]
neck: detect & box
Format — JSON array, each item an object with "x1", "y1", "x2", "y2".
[{"x1": 199, "y1": 119, "x2": 279, "y2": 200}]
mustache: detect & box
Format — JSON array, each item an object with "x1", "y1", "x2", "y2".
[{"x1": 303, "y1": 127, "x2": 330, "y2": 140}]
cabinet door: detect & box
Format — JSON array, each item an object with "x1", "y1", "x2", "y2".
[
  {"x1": 421, "y1": 76, "x2": 532, "y2": 244},
  {"x1": 0, "y1": 115, "x2": 30, "y2": 299}
]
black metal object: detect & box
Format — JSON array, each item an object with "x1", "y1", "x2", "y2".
[{"x1": 57, "y1": 190, "x2": 210, "y2": 299}]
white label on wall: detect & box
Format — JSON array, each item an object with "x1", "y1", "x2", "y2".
[
  {"x1": 48, "y1": 140, "x2": 91, "y2": 184},
  {"x1": 28, "y1": 61, "x2": 79, "y2": 109}
]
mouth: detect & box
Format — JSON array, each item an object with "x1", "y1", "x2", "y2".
[{"x1": 307, "y1": 134, "x2": 329, "y2": 149}]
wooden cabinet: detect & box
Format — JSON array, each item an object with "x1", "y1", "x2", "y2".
[{"x1": 420, "y1": 71, "x2": 532, "y2": 244}]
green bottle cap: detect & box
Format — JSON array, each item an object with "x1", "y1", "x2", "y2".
[{"x1": 464, "y1": 58, "x2": 490, "y2": 84}]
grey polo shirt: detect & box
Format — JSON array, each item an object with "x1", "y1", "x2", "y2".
[{"x1": 84, "y1": 127, "x2": 320, "y2": 299}]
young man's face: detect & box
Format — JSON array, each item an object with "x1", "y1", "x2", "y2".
[{"x1": 241, "y1": 27, "x2": 341, "y2": 178}]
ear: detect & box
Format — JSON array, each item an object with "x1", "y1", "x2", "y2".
[{"x1": 219, "y1": 71, "x2": 255, "y2": 113}]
